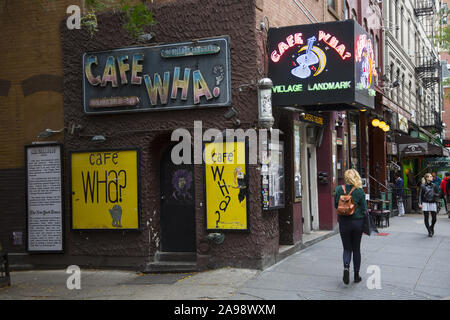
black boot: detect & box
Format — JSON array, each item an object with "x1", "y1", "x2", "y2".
[
  {"x1": 343, "y1": 268, "x2": 350, "y2": 285},
  {"x1": 354, "y1": 271, "x2": 362, "y2": 283}
]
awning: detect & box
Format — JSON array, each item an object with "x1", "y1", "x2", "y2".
[{"x1": 395, "y1": 134, "x2": 450, "y2": 158}]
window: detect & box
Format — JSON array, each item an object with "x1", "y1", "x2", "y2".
[
  {"x1": 351, "y1": 9, "x2": 357, "y2": 21},
  {"x1": 389, "y1": 0, "x2": 394, "y2": 29},
  {"x1": 400, "y1": 6, "x2": 404, "y2": 46},
  {"x1": 328, "y1": 0, "x2": 336, "y2": 10},
  {"x1": 407, "y1": 20, "x2": 411, "y2": 51},
  {"x1": 375, "y1": 36, "x2": 380, "y2": 67},
  {"x1": 390, "y1": 63, "x2": 395, "y2": 99},
  {"x1": 348, "y1": 113, "x2": 360, "y2": 172},
  {"x1": 401, "y1": 74, "x2": 405, "y2": 105},
  {"x1": 408, "y1": 81, "x2": 412, "y2": 108},
  {"x1": 395, "y1": 1, "x2": 399, "y2": 39},
  {"x1": 345, "y1": 1, "x2": 349, "y2": 19}
]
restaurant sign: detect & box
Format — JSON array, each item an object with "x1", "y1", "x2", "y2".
[
  {"x1": 83, "y1": 37, "x2": 231, "y2": 114},
  {"x1": 299, "y1": 112, "x2": 324, "y2": 126},
  {"x1": 398, "y1": 143, "x2": 428, "y2": 156},
  {"x1": 268, "y1": 20, "x2": 376, "y2": 110}
]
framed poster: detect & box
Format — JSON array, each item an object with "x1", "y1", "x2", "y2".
[
  {"x1": 204, "y1": 140, "x2": 249, "y2": 231},
  {"x1": 293, "y1": 122, "x2": 302, "y2": 201},
  {"x1": 25, "y1": 144, "x2": 64, "y2": 253},
  {"x1": 70, "y1": 148, "x2": 140, "y2": 230}
]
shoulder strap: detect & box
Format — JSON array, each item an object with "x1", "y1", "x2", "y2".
[
  {"x1": 341, "y1": 185, "x2": 346, "y2": 195},
  {"x1": 348, "y1": 187, "x2": 356, "y2": 196}
]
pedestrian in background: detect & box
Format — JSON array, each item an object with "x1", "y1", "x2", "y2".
[
  {"x1": 334, "y1": 169, "x2": 367, "y2": 285},
  {"x1": 394, "y1": 173, "x2": 405, "y2": 216},
  {"x1": 419, "y1": 173, "x2": 441, "y2": 237},
  {"x1": 440, "y1": 172, "x2": 450, "y2": 215},
  {"x1": 432, "y1": 172, "x2": 442, "y2": 212}
]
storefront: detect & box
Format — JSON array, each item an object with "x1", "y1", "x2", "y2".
[
  {"x1": 268, "y1": 20, "x2": 377, "y2": 239},
  {"x1": 21, "y1": 0, "x2": 285, "y2": 271}
]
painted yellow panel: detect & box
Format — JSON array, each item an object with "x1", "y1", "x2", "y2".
[
  {"x1": 204, "y1": 141, "x2": 248, "y2": 231},
  {"x1": 71, "y1": 149, "x2": 139, "y2": 229}
]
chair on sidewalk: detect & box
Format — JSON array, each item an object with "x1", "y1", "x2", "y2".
[
  {"x1": 0, "y1": 243, "x2": 11, "y2": 287},
  {"x1": 368, "y1": 199, "x2": 390, "y2": 228}
]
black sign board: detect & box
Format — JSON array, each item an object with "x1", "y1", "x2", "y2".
[
  {"x1": 268, "y1": 20, "x2": 376, "y2": 110},
  {"x1": 83, "y1": 36, "x2": 231, "y2": 114},
  {"x1": 399, "y1": 143, "x2": 428, "y2": 156}
]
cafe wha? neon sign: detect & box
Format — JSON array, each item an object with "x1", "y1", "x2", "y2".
[{"x1": 271, "y1": 30, "x2": 352, "y2": 63}]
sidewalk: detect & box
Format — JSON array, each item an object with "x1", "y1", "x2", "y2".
[
  {"x1": 232, "y1": 213, "x2": 450, "y2": 300},
  {"x1": 1, "y1": 213, "x2": 449, "y2": 300},
  {"x1": 0, "y1": 267, "x2": 258, "y2": 300}
]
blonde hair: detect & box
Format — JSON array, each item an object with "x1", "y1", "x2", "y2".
[
  {"x1": 344, "y1": 169, "x2": 362, "y2": 189},
  {"x1": 424, "y1": 173, "x2": 432, "y2": 181}
]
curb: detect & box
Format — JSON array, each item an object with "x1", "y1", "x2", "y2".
[{"x1": 275, "y1": 228, "x2": 339, "y2": 264}]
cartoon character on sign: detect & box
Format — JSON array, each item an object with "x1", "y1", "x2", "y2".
[
  {"x1": 355, "y1": 34, "x2": 377, "y2": 90},
  {"x1": 228, "y1": 166, "x2": 248, "y2": 203},
  {"x1": 109, "y1": 204, "x2": 123, "y2": 228},
  {"x1": 291, "y1": 36, "x2": 327, "y2": 79},
  {"x1": 360, "y1": 47, "x2": 370, "y2": 89},
  {"x1": 171, "y1": 169, "x2": 193, "y2": 204}
]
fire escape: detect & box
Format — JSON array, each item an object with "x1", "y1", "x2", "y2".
[
  {"x1": 415, "y1": 52, "x2": 440, "y2": 89},
  {"x1": 413, "y1": 0, "x2": 436, "y2": 17},
  {"x1": 414, "y1": 1, "x2": 442, "y2": 132}
]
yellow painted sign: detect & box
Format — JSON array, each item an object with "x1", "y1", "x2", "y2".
[
  {"x1": 204, "y1": 141, "x2": 248, "y2": 231},
  {"x1": 71, "y1": 149, "x2": 139, "y2": 229}
]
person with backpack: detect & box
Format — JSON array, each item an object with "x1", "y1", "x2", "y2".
[
  {"x1": 334, "y1": 169, "x2": 368, "y2": 285},
  {"x1": 419, "y1": 173, "x2": 441, "y2": 237}
]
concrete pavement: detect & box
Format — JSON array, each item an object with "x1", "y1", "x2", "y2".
[
  {"x1": 1, "y1": 213, "x2": 449, "y2": 300},
  {"x1": 232, "y1": 213, "x2": 450, "y2": 300}
]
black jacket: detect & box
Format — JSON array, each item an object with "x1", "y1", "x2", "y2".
[{"x1": 419, "y1": 182, "x2": 440, "y2": 204}]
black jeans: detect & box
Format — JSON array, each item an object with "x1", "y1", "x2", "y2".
[
  {"x1": 424, "y1": 211, "x2": 437, "y2": 231},
  {"x1": 338, "y1": 216, "x2": 364, "y2": 273}
]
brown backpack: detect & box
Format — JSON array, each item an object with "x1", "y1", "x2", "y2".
[{"x1": 337, "y1": 185, "x2": 357, "y2": 216}]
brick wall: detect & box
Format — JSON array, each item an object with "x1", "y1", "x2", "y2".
[
  {"x1": 56, "y1": 0, "x2": 280, "y2": 269},
  {"x1": 0, "y1": 0, "x2": 77, "y2": 253},
  {"x1": 257, "y1": 0, "x2": 343, "y2": 29},
  {"x1": 0, "y1": 0, "x2": 76, "y2": 169},
  {"x1": 444, "y1": 87, "x2": 450, "y2": 139}
]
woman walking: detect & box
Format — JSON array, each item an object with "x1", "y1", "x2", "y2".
[
  {"x1": 418, "y1": 173, "x2": 441, "y2": 237},
  {"x1": 334, "y1": 169, "x2": 368, "y2": 285}
]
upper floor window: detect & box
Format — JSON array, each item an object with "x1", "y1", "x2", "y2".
[
  {"x1": 328, "y1": 0, "x2": 336, "y2": 10},
  {"x1": 400, "y1": 6, "x2": 404, "y2": 46},
  {"x1": 395, "y1": 0, "x2": 399, "y2": 39},
  {"x1": 345, "y1": 1, "x2": 349, "y2": 20},
  {"x1": 375, "y1": 36, "x2": 380, "y2": 67}
]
